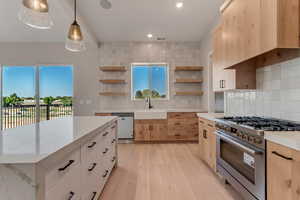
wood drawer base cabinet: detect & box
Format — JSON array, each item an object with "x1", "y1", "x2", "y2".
[
  {"x1": 198, "y1": 117, "x2": 217, "y2": 171},
  {"x1": 134, "y1": 112, "x2": 199, "y2": 142},
  {"x1": 267, "y1": 141, "x2": 300, "y2": 200},
  {"x1": 0, "y1": 121, "x2": 118, "y2": 200}
]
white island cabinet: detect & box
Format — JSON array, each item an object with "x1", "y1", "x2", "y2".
[{"x1": 0, "y1": 116, "x2": 118, "y2": 200}]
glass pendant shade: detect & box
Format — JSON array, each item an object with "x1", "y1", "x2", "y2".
[
  {"x1": 65, "y1": 21, "x2": 86, "y2": 52},
  {"x1": 18, "y1": 0, "x2": 53, "y2": 29}
]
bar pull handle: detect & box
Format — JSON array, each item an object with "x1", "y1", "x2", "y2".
[
  {"x1": 272, "y1": 151, "x2": 293, "y2": 161},
  {"x1": 102, "y1": 148, "x2": 109, "y2": 154},
  {"x1": 102, "y1": 132, "x2": 109, "y2": 137},
  {"x1": 90, "y1": 192, "x2": 97, "y2": 200},
  {"x1": 102, "y1": 170, "x2": 109, "y2": 178},
  {"x1": 203, "y1": 129, "x2": 207, "y2": 139},
  {"x1": 58, "y1": 160, "x2": 75, "y2": 171},
  {"x1": 87, "y1": 142, "x2": 97, "y2": 148},
  {"x1": 88, "y1": 163, "x2": 97, "y2": 172},
  {"x1": 68, "y1": 191, "x2": 75, "y2": 200}
]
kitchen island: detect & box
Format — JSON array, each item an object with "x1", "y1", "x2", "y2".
[{"x1": 0, "y1": 116, "x2": 118, "y2": 200}]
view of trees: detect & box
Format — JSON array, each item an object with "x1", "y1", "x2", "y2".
[
  {"x1": 3, "y1": 93, "x2": 23, "y2": 106},
  {"x1": 135, "y1": 89, "x2": 166, "y2": 99},
  {"x1": 2, "y1": 93, "x2": 72, "y2": 107}
]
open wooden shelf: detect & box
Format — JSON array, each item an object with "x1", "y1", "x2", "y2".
[
  {"x1": 175, "y1": 79, "x2": 203, "y2": 84},
  {"x1": 175, "y1": 91, "x2": 203, "y2": 96},
  {"x1": 99, "y1": 79, "x2": 126, "y2": 84},
  {"x1": 175, "y1": 66, "x2": 204, "y2": 71},
  {"x1": 99, "y1": 92, "x2": 127, "y2": 96},
  {"x1": 100, "y1": 66, "x2": 127, "y2": 72}
]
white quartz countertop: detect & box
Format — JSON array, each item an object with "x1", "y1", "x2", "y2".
[
  {"x1": 0, "y1": 116, "x2": 117, "y2": 164},
  {"x1": 265, "y1": 131, "x2": 300, "y2": 151},
  {"x1": 96, "y1": 109, "x2": 207, "y2": 114},
  {"x1": 197, "y1": 113, "x2": 224, "y2": 121}
]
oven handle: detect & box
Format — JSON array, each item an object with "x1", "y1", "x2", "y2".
[{"x1": 216, "y1": 131, "x2": 262, "y2": 155}]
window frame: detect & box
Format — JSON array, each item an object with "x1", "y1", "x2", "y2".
[
  {"x1": 0, "y1": 64, "x2": 74, "y2": 130},
  {"x1": 131, "y1": 63, "x2": 170, "y2": 101}
]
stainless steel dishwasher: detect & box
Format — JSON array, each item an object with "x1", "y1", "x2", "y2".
[{"x1": 111, "y1": 113, "x2": 134, "y2": 139}]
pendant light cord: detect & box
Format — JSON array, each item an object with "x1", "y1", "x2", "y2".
[{"x1": 74, "y1": 0, "x2": 77, "y2": 21}]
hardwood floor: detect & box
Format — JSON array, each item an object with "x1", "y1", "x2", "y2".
[{"x1": 99, "y1": 143, "x2": 242, "y2": 200}]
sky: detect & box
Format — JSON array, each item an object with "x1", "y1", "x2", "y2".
[
  {"x1": 132, "y1": 65, "x2": 167, "y2": 95},
  {"x1": 3, "y1": 66, "x2": 73, "y2": 98}
]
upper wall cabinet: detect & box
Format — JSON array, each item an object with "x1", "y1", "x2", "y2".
[
  {"x1": 213, "y1": 23, "x2": 256, "y2": 91},
  {"x1": 222, "y1": 0, "x2": 261, "y2": 67},
  {"x1": 215, "y1": 0, "x2": 300, "y2": 70}
]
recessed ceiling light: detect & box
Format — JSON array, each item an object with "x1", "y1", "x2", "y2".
[
  {"x1": 176, "y1": 2, "x2": 183, "y2": 9},
  {"x1": 147, "y1": 33, "x2": 153, "y2": 38}
]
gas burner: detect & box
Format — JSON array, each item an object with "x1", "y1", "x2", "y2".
[{"x1": 221, "y1": 116, "x2": 300, "y2": 131}]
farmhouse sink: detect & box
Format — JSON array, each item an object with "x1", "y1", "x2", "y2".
[{"x1": 134, "y1": 110, "x2": 167, "y2": 120}]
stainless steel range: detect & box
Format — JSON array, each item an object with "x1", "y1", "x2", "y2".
[{"x1": 215, "y1": 116, "x2": 300, "y2": 200}]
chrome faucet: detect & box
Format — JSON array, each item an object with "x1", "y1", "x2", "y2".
[{"x1": 145, "y1": 97, "x2": 153, "y2": 109}]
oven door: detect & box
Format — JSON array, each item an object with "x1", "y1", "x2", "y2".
[{"x1": 216, "y1": 130, "x2": 265, "y2": 200}]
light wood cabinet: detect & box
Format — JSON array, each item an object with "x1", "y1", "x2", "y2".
[
  {"x1": 213, "y1": 0, "x2": 300, "y2": 86},
  {"x1": 267, "y1": 141, "x2": 300, "y2": 200},
  {"x1": 167, "y1": 112, "x2": 198, "y2": 141},
  {"x1": 134, "y1": 112, "x2": 198, "y2": 142},
  {"x1": 260, "y1": 0, "x2": 300, "y2": 51},
  {"x1": 134, "y1": 120, "x2": 168, "y2": 142},
  {"x1": 198, "y1": 118, "x2": 216, "y2": 171},
  {"x1": 212, "y1": 24, "x2": 256, "y2": 92}
]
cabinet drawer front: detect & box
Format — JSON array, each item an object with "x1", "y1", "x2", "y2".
[
  {"x1": 81, "y1": 135, "x2": 100, "y2": 163},
  {"x1": 268, "y1": 141, "x2": 293, "y2": 160},
  {"x1": 100, "y1": 164, "x2": 113, "y2": 186},
  {"x1": 45, "y1": 148, "x2": 81, "y2": 190},
  {"x1": 45, "y1": 163, "x2": 81, "y2": 200},
  {"x1": 82, "y1": 190, "x2": 100, "y2": 200},
  {"x1": 168, "y1": 119, "x2": 185, "y2": 128},
  {"x1": 168, "y1": 112, "x2": 197, "y2": 119},
  {"x1": 82, "y1": 160, "x2": 104, "y2": 194}
]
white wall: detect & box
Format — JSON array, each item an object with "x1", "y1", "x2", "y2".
[
  {"x1": 98, "y1": 42, "x2": 207, "y2": 111},
  {"x1": 0, "y1": 42, "x2": 99, "y2": 116},
  {"x1": 225, "y1": 57, "x2": 300, "y2": 122},
  {"x1": 199, "y1": 16, "x2": 220, "y2": 112}
]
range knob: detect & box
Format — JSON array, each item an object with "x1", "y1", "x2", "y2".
[
  {"x1": 254, "y1": 138, "x2": 262, "y2": 144},
  {"x1": 248, "y1": 136, "x2": 254, "y2": 143},
  {"x1": 242, "y1": 134, "x2": 248, "y2": 140}
]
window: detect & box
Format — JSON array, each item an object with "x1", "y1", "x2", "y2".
[
  {"x1": 131, "y1": 63, "x2": 169, "y2": 100},
  {"x1": 1, "y1": 65, "x2": 73, "y2": 130}
]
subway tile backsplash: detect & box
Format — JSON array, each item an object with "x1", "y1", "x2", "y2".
[{"x1": 225, "y1": 57, "x2": 300, "y2": 122}]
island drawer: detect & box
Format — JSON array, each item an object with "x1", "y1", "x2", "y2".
[
  {"x1": 97, "y1": 123, "x2": 116, "y2": 142},
  {"x1": 45, "y1": 163, "x2": 81, "y2": 200},
  {"x1": 81, "y1": 159, "x2": 104, "y2": 195},
  {"x1": 44, "y1": 148, "x2": 81, "y2": 190},
  {"x1": 82, "y1": 189, "x2": 101, "y2": 200},
  {"x1": 81, "y1": 134, "x2": 101, "y2": 163}
]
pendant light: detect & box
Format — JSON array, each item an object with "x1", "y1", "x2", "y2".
[
  {"x1": 18, "y1": 0, "x2": 53, "y2": 29},
  {"x1": 65, "y1": 0, "x2": 86, "y2": 52}
]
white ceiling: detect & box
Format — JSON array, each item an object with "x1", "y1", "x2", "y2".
[
  {"x1": 0, "y1": 0, "x2": 223, "y2": 42},
  {"x1": 78, "y1": 0, "x2": 223, "y2": 42}
]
